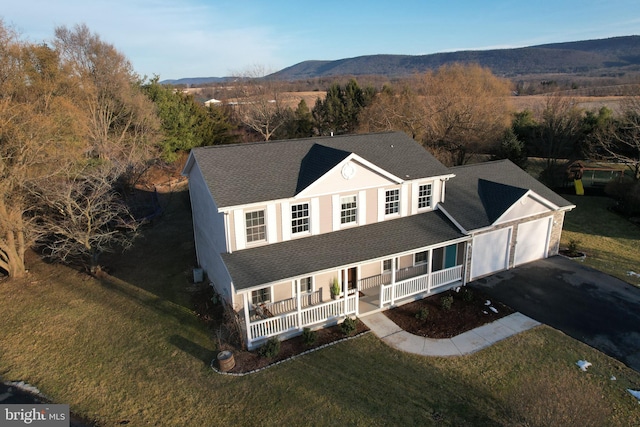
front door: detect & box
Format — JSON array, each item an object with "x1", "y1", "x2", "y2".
[{"x1": 347, "y1": 267, "x2": 358, "y2": 290}]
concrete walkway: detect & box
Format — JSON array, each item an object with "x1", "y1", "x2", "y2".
[{"x1": 361, "y1": 312, "x2": 540, "y2": 356}]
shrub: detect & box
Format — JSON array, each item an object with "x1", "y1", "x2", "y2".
[
  {"x1": 257, "y1": 337, "x2": 281, "y2": 358},
  {"x1": 441, "y1": 295, "x2": 454, "y2": 311},
  {"x1": 302, "y1": 327, "x2": 317, "y2": 346},
  {"x1": 462, "y1": 288, "x2": 474, "y2": 302},
  {"x1": 330, "y1": 278, "x2": 341, "y2": 297},
  {"x1": 415, "y1": 307, "x2": 429, "y2": 321},
  {"x1": 340, "y1": 317, "x2": 357, "y2": 336},
  {"x1": 568, "y1": 239, "x2": 580, "y2": 254}
]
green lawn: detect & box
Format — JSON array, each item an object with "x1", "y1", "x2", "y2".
[
  {"x1": 560, "y1": 194, "x2": 640, "y2": 287},
  {"x1": 1, "y1": 189, "x2": 640, "y2": 426}
]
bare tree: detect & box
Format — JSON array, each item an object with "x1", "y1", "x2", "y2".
[
  {"x1": 0, "y1": 22, "x2": 159, "y2": 279},
  {"x1": 359, "y1": 85, "x2": 426, "y2": 139},
  {"x1": 0, "y1": 22, "x2": 83, "y2": 278},
  {"x1": 230, "y1": 65, "x2": 291, "y2": 141},
  {"x1": 533, "y1": 94, "x2": 584, "y2": 165},
  {"x1": 592, "y1": 95, "x2": 640, "y2": 180},
  {"x1": 30, "y1": 165, "x2": 139, "y2": 273},
  {"x1": 359, "y1": 64, "x2": 512, "y2": 166},
  {"x1": 53, "y1": 24, "x2": 160, "y2": 173},
  {"x1": 418, "y1": 64, "x2": 513, "y2": 165}
]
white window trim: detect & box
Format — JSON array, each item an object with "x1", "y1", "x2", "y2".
[
  {"x1": 251, "y1": 286, "x2": 272, "y2": 305},
  {"x1": 339, "y1": 194, "x2": 358, "y2": 227},
  {"x1": 290, "y1": 202, "x2": 311, "y2": 237},
  {"x1": 416, "y1": 182, "x2": 434, "y2": 212},
  {"x1": 382, "y1": 257, "x2": 399, "y2": 272},
  {"x1": 245, "y1": 209, "x2": 267, "y2": 245},
  {"x1": 384, "y1": 188, "x2": 401, "y2": 216},
  {"x1": 414, "y1": 250, "x2": 428, "y2": 265},
  {"x1": 292, "y1": 276, "x2": 314, "y2": 295}
]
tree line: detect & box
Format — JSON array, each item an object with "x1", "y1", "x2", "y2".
[{"x1": 2, "y1": 20, "x2": 640, "y2": 279}]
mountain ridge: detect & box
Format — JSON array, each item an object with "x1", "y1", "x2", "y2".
[{"x1": 161, "y1": 35, "x2": 640, "y2": 85}]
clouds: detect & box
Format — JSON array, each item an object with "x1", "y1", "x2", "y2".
[
  {"x1": 2, "y1": 0, "x2": 639, "y2": 80},
  {"x1": 3, "y1": 0, "x2": 287, "y2": 79}
]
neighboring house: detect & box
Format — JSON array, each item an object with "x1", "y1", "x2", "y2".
[{"x1": 182, "y1": 132, "x2": 574, "y2": 349}]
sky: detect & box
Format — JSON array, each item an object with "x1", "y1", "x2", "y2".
[{"x1": 3, "y1": 0, "x2": 640, "y2": 80}]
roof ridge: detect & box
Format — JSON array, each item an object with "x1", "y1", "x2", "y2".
[
  {"x1": 193, "y1": 131, "x2": 403, "y2": 151},
  {"x1": 449, "y1": 159, "x2": 512, "y2": 170}
]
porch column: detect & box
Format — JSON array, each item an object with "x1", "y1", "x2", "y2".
[
  {"x1": 427, "y1": 249, "x2": 433, "y2": 293},
  {"x1": 355, "y1": 265, "x2": 361, "y2": 316},
  {"x1": 243, "y1": 292, "x2": 252, "y2": 345},
  {"x1": 343, "y1": 269, "x2": 348, "y2": 317},
  {"x1": 381, "y1": 258, "x2": 396, "y2": 308},
  {"x1": 462, "y1": 242, "x2": 469, "y2": 286},
  {"x1": 390, "y1": 258, "x2": 396, "y2": 306},
  {"x1": 295, "y1": 279, "x2": 302, "y2": 330}
]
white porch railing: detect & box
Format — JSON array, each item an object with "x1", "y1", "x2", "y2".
[
  {"x1": 431, "y1": 265, "x2": 463, "y2": 290},
  {"x1": 247, "y1": 294, "x2": 357, "y2": 348},
  {"x1": 381, "y1": 265, "x2": 463, "y2": 306}
]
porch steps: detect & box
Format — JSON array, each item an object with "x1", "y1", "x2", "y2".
[{"x1": 361, "y1": 312, "x2": 540, "y2": 356}]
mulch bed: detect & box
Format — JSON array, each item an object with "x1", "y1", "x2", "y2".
[
  {"x1": 384, "y1": 287, "x2": 514, "y2": 339},
  {"x1": 191, "y1": 284, "x2": 513, "y2": 374},
  {"x1": 217, "y1": 321, "x2": 370, "y2": 374}
]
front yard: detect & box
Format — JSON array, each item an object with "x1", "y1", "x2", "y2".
[{"x1": 1, "y1": 188, "x2": 640, "y2": 426}]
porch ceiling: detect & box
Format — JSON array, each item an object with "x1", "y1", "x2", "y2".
[{"x1": 223, "y1": 210, "x2": 465, "y2": 291}]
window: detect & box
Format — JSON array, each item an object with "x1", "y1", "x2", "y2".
[
  {"x1": 414, "y1": 251, "x2": 428, "y2": 265},
  {"x1": 245, "y1": 210, "x2": 266, "y2": 243},
  {"x1": 418, "y1": 184, "x2": 432, "y2": 209},
  {"x1": 251, "y1": 287, "x2": 271, "y2": 305},
  {"x1": 385, "y1": 189, "x2": 400, "y2": 215},
  {"x1": 383, "y1": 259, "x2": 393, "y2": 272},
  {"x1": 299, "y1": 277, "x2": 312, "y2": 293},
  {"x1": 340, "y1": 195, "x2": 357, "y2": 224},
  {"x1": 291, "y1": 203, "x2": 310, "y2": 234}
]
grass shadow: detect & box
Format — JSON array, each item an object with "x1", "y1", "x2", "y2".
[
  {"x1": 168, "y1": 334, "x2": 216, "y2": 366},
  {"x1": 100, "y1": 187, "x2": 198, "y2": 309}
]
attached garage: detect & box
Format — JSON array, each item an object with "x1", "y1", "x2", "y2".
[
  {"x1": 514, "y1": 216, "x2": 552, "y2": 266},
  {"x1": 470, "y1": 227, "x2": 512, "y2": 280}
]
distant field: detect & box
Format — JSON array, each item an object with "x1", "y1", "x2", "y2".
[
  {"x1": 187, "y1": 84, "x2": 628, "y2": 114},
  {"x1": 511, "y1": 95, "x2": 626, "y2": 113}
]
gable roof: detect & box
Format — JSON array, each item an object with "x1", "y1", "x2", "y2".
[
  {"x1": 184, "y1": 132, "x2": 451, "y2": 209},
  {"x1": 222, "y1": 210, "x2": 466, "y2": 291},
  {"x1": 441, "y1": 160, "x2": 575, "y2": 232}
]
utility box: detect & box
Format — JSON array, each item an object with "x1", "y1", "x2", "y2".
[{"x1": 193, "y1": 268, "x2": 204, "y2": 283}]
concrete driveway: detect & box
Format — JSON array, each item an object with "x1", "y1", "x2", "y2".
[{"x1": 470, "y1": 256, "x2": 640, "y2": 372}]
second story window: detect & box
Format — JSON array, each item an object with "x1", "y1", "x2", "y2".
[
  {"x1": 340, "y1": 195, "x2": 357, "y2": 224},
  {"x1": 385, "y1": 189, "x2": 400, "y2": 215},
  {"x1": 291, "y1": 203, "x2": 309, "y2": 234},
  {"x1": 418, "y1": 184, "x2": 432, "y2": 209},
  {"x1": 245, "y1": 210, "x2": 266, "y2": 243}
]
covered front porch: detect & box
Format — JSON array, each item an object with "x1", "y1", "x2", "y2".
[{"x1": 240, "y1": 243, "x2": 466, "y2": 349}]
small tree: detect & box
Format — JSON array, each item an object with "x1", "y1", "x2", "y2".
[
  {"x1": 492, "y1": 128, "x2": 528, "y2": 169},
  {"x1": 30, "y1": 165, "x2": 140, "y2": 273}
]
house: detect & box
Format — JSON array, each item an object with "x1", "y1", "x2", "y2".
[{"x1": 182, "y1": 132, "x2": 574, "y2": 349}]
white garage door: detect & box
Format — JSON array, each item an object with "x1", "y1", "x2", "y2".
[
  {"x1": 471, "y1": 228, "x2": 512, "y2": 279},
  {"x1": 514, "y1": 217, "x2": 552, "y2": 266}
]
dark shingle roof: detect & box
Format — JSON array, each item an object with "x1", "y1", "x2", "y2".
[
  {"x1": 188, "y1": 132, "x2": 450, "y2": 208},
  {"x1": 442, "y1": 160, "x2": 574, "y2": 231},
  {"x1": 222, "y1": 210, "x2": 465, "y2": 291}
]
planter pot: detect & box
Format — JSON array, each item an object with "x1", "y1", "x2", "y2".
[{"x1": 217, "y1": 350, "x2": 235, "y2": 372}]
